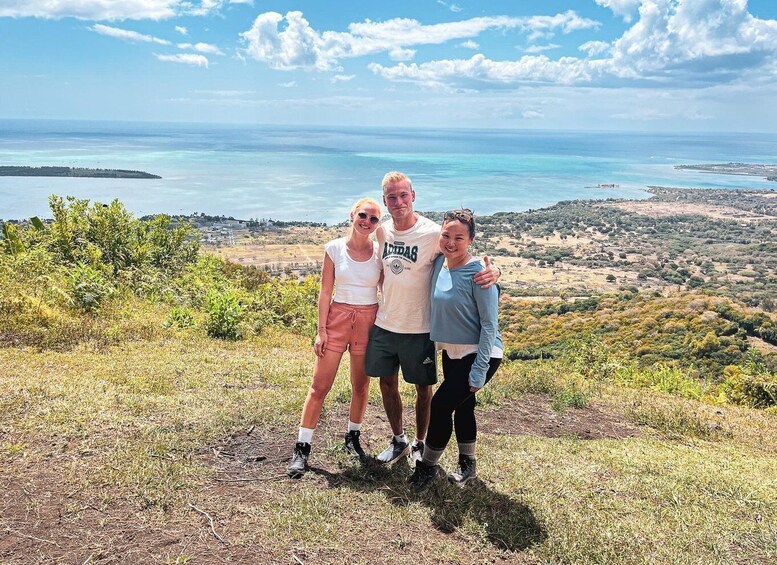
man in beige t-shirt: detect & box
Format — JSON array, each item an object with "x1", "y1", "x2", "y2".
[{"x1": 365, "y1": 171, "x2": 498, "y2": 465}]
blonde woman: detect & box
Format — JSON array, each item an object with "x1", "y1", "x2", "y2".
[{"x1": 287, "y1": 198, "x2": 384, "y2": 478}]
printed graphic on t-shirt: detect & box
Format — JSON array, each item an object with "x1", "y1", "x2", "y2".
[{"x1": 383, "y1": 240, "x2": 419, "y2": 275}]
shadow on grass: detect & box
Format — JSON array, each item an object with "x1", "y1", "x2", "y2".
[{"x1": 308, "y1": 459, "x2": 546, "y2": 553}]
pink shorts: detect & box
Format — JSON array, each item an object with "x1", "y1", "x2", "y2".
[{"x1": 324, "y1": 302, "x2": 378, "y2": 355}]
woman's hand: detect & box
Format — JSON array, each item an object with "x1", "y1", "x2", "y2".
[
  {"x1": 473, "y1": 256, "x2": 501, "y2": 289},
  {"x1": 469, "y1": 385, "x2": 480, "y2": 393},
  {"x1": 314, "y1": 329, "x2": 327, "y2": 357}
]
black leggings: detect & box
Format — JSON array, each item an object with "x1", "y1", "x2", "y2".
[{"x1": 426, "y1": 351, "x2": 501, "y2": 451}]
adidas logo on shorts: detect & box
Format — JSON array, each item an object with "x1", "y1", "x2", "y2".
[{"x1": 422, "y1": 357, "x2": 434, "y2": 364}]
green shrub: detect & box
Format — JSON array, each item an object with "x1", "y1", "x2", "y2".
[
  {"x1": 48, "y1": 195, "x2": 198, "y2": 277},
  {"x1": 67, "y1": 263, "x2": 114, "y2": 313},
  {"x1": 205, "y1": 289, "x2": 244, "y2": 340},
  {"x1": 625, "y1": 365, "x2": 705, "y2": 400},
  {"x1": 718, "y1": 365, "x2": 777, "y2": 408},
  {"x1": 551, "y1": 380, "x2": 590, "y2": 412},
  {"x1": 165, "y1": 306, "x2": 195, "y2": 329}
]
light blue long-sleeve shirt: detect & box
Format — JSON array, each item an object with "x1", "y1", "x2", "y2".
[{"x1": 430, "y1": 255, "x2": 502, "y2": 388}]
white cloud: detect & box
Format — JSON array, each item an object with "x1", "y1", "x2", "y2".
[
  {"x1": 155, "y1": 53, "x2": 209, "y2": 67},
  {"x1": 279, "y1": 81, "x2": 297, "y2": 88},
  {"x1": 594, "y1": 0, "x2": 642, "y2": 22},
  {"x1": 175, "y1": 26, "x2": 188, "y2": 35},
  {"x1": 460, "y1": 40, "x2": 479, "y2": 49},
  {"x1": 521, "y1": 109, "x2": 544, "y2": 119},
  {"x1": 178, "y1": 42, "x2": 224, "y2": 55},
  {"x1": 240, "y1": 10, "x2": 599, "y2": 71},
  {"x1": 371, "y1": 1, "x2": 777, "y2": 90},
  {"x1": 331, "y1": 74, "x2": 355, "y2": 83},
  {"x1": 579, "y1": 40, "x2": 611, "y2": 56},
  {"x1": 389, "y1": 47, "x2": 416, "y2": 61},
  {"x1": 0, "y1": 1, "x2": 213, "y2": 21},
  {"x1": 369, "y1": 54, "x2": 604, "y2": 88},
  {"x1": 524, "y1": 43, "x2": 561, "y2": 54},
  {"x1": 228, "y1": 0, "x2": 253, "y2": 4},
  {"x1": 608, "y1": 0, "x2": 777, "y2": 83},
  {"x1": 90, "y1": 24, "x2": 170, "y2": 45},
  {"x1": 437, "y1": 1, "x2": 462, "y2": 13}
]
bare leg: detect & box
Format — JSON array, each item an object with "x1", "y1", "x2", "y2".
[
  {"x1": 348, "y1": 353, "x2": 370, "y2": 424},
  {"x1": 415, "y1": 384, "x2": 433, "y2": 441},
  {"x1": 379, "y1": 373, "x2": 404, "y2": 436},
  {"x1": 299, "y1": 349, "x2": 344, "y2": 429}
]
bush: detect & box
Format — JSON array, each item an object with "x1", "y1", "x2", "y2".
[
  {"x1": 164, "y1": 306, "x2": 195, "y2": 329},
  {"x1": 67, "y1": 263, "x2": 114, "y2": 313},
  {"x1": 718, "y1": 365, "x2": 777, "y2": 408},
  {"x1": 205, "y1": 289, "x2": 244, "y2": 340}
]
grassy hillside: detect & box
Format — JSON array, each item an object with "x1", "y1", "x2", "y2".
[{"x1": 1, "y1": 195, "x2": 776, "y2": 563}]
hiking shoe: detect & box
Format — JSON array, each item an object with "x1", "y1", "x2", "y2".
[
  {"x1": 376, "y1": 437, "x2": 410, "y2": 465},
  {"x1": 409, "y1": 460, "x2": 444, "y2": 493},
  {"x1": 286, "y1": 442, "x2": 311, "y2": 479},
  {"x1": 448, "y1": 454, "x2": 477, "y2": 487},
  {"x1": 409, "y1": 439, "x2": 424, "y2": 464},
  {"x1": 344, "y1": 430, "x2": 368, "y2": 462}
]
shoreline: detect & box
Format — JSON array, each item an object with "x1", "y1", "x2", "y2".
[
  {"x1": 3, "y1": 185, "x2": 776, "y2": 224},
  {"x1": 0, "y1": 166, "x2": 161, "y2": 180}
]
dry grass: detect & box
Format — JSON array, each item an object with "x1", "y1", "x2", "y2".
[{"x1": 1, "y1": 334, "x2": 776, "y2": 564}]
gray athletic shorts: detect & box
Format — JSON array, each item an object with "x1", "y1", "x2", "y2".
[{"x1": 365, "y1": 325, "x2": 438, "y2": 386}]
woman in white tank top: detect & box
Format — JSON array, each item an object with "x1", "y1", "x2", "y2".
[{"x1": 287, "y1": 198, "x2": 384, "y2": 478}]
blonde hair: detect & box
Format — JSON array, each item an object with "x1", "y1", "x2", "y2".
[
  {"x1": 350, "y1": 197, "x2": 382, "y2": 217},
  {"x1": 382, "y1": 171, "x2": 412, "y2": 193}
]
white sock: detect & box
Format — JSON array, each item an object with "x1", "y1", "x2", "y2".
[
  {"x1": 394, "y1": 432, "x2": 408, "y2": 444},
  {"x1": 297, "y1": 427, "x2": 314, "y2": 444},
  {"x1": 347, "y1": 421, "x2": 362, "y2": 432}
]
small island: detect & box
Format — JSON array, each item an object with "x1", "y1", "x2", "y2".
[
  {"x1": 675, "y1": 162, "x2": 777, "y2": 181},
  {"x1": 0, "y1": 166, "x2": 161, "y2": 179}
]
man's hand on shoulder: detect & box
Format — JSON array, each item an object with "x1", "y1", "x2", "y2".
[{"x1": 473, "y1": 255, "x2": 501, "y2": 289}]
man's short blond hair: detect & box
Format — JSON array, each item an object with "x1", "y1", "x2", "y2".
[{"x1": 382, "y1": 171, "x2": 412, "y2": 192}]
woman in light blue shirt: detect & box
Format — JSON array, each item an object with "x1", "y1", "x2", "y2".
[{"x1": 410, "y1": 208, "x2": 503, "y2": 492}]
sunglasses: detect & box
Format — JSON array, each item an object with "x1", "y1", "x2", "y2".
[
  {"x1": 357, "y1": 211, "x2": 380, "y2": 225},
  {"x1": 444, "y1": 208, "x2": 474, "y2": 223}
]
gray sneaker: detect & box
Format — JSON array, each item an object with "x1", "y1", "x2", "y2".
[
  {"x1": 376, "y1": 437, "x2": 410, "y2": 465},
  {"x1": 286, "y1": 442, "x2": 311, "y2": 479},
  {"x1": 447, "y1": 454, "x2": 476, "y2": 486}
]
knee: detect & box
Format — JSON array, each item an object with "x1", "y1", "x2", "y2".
[
  {"x1": 352, "y1": 378, "x2": 370, "y2": 397},
  {"x1": 416, "y1": 385, "x2": 433, "y2": 402},
  {"x1": 430, "y1": 393, "x2": 454, "y2": 414},
  {"x1": 379, "y1": 377, "x2": 398, "y2": 395},
  {"x1": 308, "y1": 381, "x2": 332, "y2": 402}
]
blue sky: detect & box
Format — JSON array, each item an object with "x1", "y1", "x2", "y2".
[{"x1": 2, "y1": 0, "x2": 777, "y2": 131}]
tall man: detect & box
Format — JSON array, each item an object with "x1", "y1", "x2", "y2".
[{"x1": 365, "y1": 172, "x2": 499, "y2": 464}]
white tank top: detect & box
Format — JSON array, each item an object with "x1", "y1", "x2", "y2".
[{"x1": 325, "y1": 237, "x2": 382, "y2": 305}]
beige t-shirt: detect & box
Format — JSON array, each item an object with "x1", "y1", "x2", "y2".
[{"x1": 376, "y1": 215, "x2": 440, "y2": 333}]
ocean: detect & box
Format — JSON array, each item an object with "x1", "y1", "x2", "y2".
[{"x1": 1, "y1": 120, "x2": 776, "y2": 224}]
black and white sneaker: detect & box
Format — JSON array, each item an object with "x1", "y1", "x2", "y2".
[
  {"x1": 344, "y1": 430, "x2": 368, "y2": 462},
  {"x1": 376, "y1": 437, "x2": 410, "y2": 465},
  {"x1": 409, "y1": 439, "x2": 424, "y2": 464},
  {"x1": 448, "y1": 454, "x2": 477, "y2": 486},
  {"x1": 409, "y1": 460, "x2": 444, "y2": 493},
  {"x1": 286, "y1": 442, "x2": 311, "y2": 479}
]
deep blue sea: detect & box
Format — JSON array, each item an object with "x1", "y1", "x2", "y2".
[{"x1": 1, "y1": 120, "x2": 776, "y2": 223}]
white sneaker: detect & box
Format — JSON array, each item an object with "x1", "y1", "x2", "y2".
[{"x1": 376, "y1": 437, "x2": 410, "y2": 465}]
